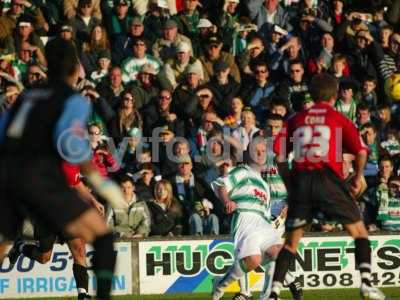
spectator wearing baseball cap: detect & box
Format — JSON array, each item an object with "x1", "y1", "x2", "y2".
[
  {"x1": 142, "y1": 0, "x2": 171, "y2": 45},
  {"x1": 171, "y1": 62, "x2": 204, "y2": 127},
  {"x1": 70, "y1": 0, "x2": 102, "y2": 45},
  {"x1": 161, "y1": 41, "x2": 204, "y2": 88},
  {"x1": 105, "y1": 0, "x2": 133, "y2": 39},
  {"x1": 112, "y1": 17, "x2": 149, "y2": 65},
  {"x1": 199, "y1": 34, "x2": 241, "y2": 83},
  {"x1": 231, "y1": 17, "x2": 258, "y2": 56},
  {"x1": 121, "y1": 36, "x2": 162, "y2": 83},
  {"x1": 207, "y1": 59, "x2": 240, "y2": 117},
  {"x1": 15, "y1": 15, "x2": 45, "y2": 55},
  {"x1": 152, "y1": 19, "x2": 192, "y2": 62},
  {"x1": 0, "y1": 0, "x2": 47, "y2": 40},
  {"x1": 129, "y1": 63, "x2": 163, "y2": 111}
]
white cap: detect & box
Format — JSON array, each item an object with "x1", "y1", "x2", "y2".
[
  {"x1": 273, "y1": 24, "x2": 288, "y2": 36},
  {"x1": 197, "y1": 18, "x2": 213, "y2": 28},
  {"x1": 157, "y1": 0, "x2": 169, "y2": 9},
  {"x1": 227, "y1": 0, "x2": 239, "y2": 3},
  {"x1": 176, "y1": 41, "x2": 191, "y2": 53},
  {"x1": 187, "y1": 63, "x2": 203, "y2": 76}
]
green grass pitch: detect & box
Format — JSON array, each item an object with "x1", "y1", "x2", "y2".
[{"x1": 3, "y1": 287, "x2": 399, "y2": 300}]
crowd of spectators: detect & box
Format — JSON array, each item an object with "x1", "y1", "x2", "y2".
[{"x1": 1, "y1": 0, "x2": 400, "y2": 238}]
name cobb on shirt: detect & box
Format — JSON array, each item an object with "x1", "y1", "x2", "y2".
[{"x1": 304, "y1": 116, "x2": 326, "y2": 125}]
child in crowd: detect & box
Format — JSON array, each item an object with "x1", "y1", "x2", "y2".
[
  {"x1": 335, "y1": 81, "x2": 358, "y2": 123},
  {"x1": 377, "y1": 176, "x2": 400, "y2": 231},
  {"x1": 361, "y1": 76, "x2": 378, "y2": 108},
  {"x1": 90, "y1": 50, "x2": 111, "y2": 85}
]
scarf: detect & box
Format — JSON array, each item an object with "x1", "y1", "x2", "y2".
[{"x1": 175, "y1": 174, "x2": 195, "y2": 202}]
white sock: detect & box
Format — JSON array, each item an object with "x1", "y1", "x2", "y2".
[
  {"x1": 284, "y1": 271, "x2": 295, "y2": 285},
  {"x1": 239, "y1": 273, "x2": 251, "y2": 297},
  {"x1": 78, "y1": 288, "x2": 87, "y2": 294},
  {"x1": 258, "y1": 260, "x2": 275, "y2": 300},
  {"x1": 217, "y1": 259, "x2": 246, "y2": 291}
]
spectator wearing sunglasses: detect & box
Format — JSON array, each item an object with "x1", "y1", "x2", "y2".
[
  {"x1": 142, "y1": 89, "x2": 185, "y2": 137},
  {"x1": 63, "y1": 0, "x2": 102, "y2": 20},
  {"x1": 199, "y1": 35, "x2": 241, "y2": 84},
  {"x1": 240, "y1": 61, "x2": 278, "y2": 123},
  {"x1": 71, "y1": 0, "x2": 101, "y2": 45},
  {"x1": 121, "y1": 36, "x2": 161, "y2": 84},
  {"x1": 0, "y1": 0, "x2": 47, "y2": 40}
]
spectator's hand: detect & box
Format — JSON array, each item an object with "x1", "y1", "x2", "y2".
[
  {"x1": 131, "y1": 234, "x2": 144, "y2": 238},
  {"x1": 85, "y1": 89, "x2": 100, "y2": 100},
  {"x1": 224, "y1": 199, "x2": 236, "y2": 214},
  {"x1": 43, "y1": 22, "x2": 49, "y2": 32},
  {"x1": 280, "y1": 37, "x2": 297, "y2": 52},
  {"x1": 96, "y1": 149, "x2": 109, "y2": 156},
  {"x1": 321, "y1": 223, "x2": 334, "y2": 232},
  {"x1": 302, "y1": 15, "x2": 315, "y2": 23},
  {"x1": 166, "y1": 113, "x2": 177, "y2": 122},
  {"x1": 5, "y1": 90, "x2": 19, "y2": 99},
  {"x1": 28, "y1": 44, "x2": 38, "y2": 53},
  {"x1": 204, "y1": 207, "x2": 210, "y2": 216},
  {"x1": 20, "y1": 0, "x2": 32, "y2": 8}
]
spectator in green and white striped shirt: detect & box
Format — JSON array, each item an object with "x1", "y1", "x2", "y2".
[
  {"x1": 377, "y1": 176, "x2": 400, "y2": 231},
  {"x1": 121, "y1": 36, "x2": 161, "y2": 84}
]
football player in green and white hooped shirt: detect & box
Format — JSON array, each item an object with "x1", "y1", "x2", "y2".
[
  {"x1": 234, "y1": 115, "x2": 302, "y2": 300},
  {"x1": 211, "y1": 138, "x2": 301, "y2": 300}
]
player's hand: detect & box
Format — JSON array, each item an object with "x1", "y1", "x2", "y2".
[
  {"x1": 280, "y1": 205, "x2": 288, "y2": 219},
  {"x1": 87, "y1": 172, "x2": 125, "y2": 209},
  {"x1": 93, "y1": 200, "x2": 105, "y2": 216},
  {"x1": 224, "y1": 200, "x2": 236, "y2": 214},
  {"x1": 349, "y1": 175, "x2": 362, "y2": 199}
]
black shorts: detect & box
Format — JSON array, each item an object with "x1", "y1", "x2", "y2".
[
  {"x1": 285, "y1": 168, "x2": 362, "y2": 230},
  {"x1": 33, "y1": 220, "x2": 75, "y2": 252},
  {"x1": 0, "y1": 158, "x2": 90, "y2": 242}
]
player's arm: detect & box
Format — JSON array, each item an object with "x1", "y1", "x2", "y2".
[
  {"x1": 212, "y1": 175, "x2": 237, "y2": 214},
  {"x1": 349, "y1": 149, "x2": 368, "y2": 197},
  {"x1": 217, "y1": 186, "x2": 237, "y2": 214},
  {"x1": 54, "y1": 94, "x2": 125, "y2": 209},
  {"x1": 73, "y1": 181, "x2": 105, "y2": 216},
  {"x1": 274, "y1": 122, "x2": 292, "y2": 188},
  {"x1": 342, "y1": 118, "x2": 368, "y2": 197}
]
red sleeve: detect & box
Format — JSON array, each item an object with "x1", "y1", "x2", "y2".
[
  {"x1": 61, "y1": 161, "x2": 81, "y2": 187},
  {"x1": 341, "y1": 115, "x2": 368, "y2": 154},
  {"x1": 273, "y1": 121, "x2": 292, "y2": 159}
]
